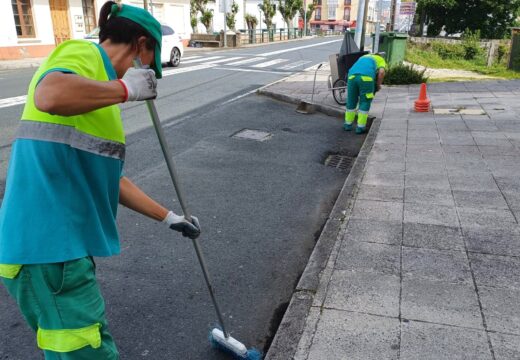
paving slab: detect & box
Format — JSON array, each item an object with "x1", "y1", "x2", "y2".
[
  {"x1": 400, "y1": 321, "x2": 492, "y2": 360},
  {"x1": 306, "y1": 310, "x2": 400, "y2": 360},
  {"x1": 403, "y1": 223, "x2": 465, "y2": 251}
]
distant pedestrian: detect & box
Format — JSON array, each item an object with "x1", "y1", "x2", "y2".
[
  {"x1": 344, "y1": 53, "x2": 387, "y2": 134},
  {"x1": 0, "y1": 2, "x2": 200, "y2": 359}
]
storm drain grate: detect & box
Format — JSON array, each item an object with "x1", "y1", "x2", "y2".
[
  {"x1": 324, "y1": 154, "x2": 354, "y2": 172},
  {"x1": 232, "y1": 129, "x2": 272, "y2": 142}
]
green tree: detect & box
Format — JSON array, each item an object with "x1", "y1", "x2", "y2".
[
  {"x1": 278, "y1": 0, "x2": 303, "y2": 29},
  {"x1": 417, "y1": 0, "x2": 520, "y2": 39},
  {"x1": 245, "y1": 13, "x2": 258, "y2": 29},
  {"x1": 200, "y1": 9, "x2": 214, "y2": 34},
  {"x1": 226, "y1": 1, "x2": 240, "y2": 31},
  {"x1": 190, "y1": 0, "x2": 210, "y2": 33},
  {"x1": 298, "y1": 1, "x2": 317, "y2": 32},
  {"x1": 259, "y1": 0, "x2": 276, "y2": 31}
]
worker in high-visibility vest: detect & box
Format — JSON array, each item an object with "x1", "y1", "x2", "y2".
[
  {"x1": 344, "y1": 53, "x2": 387, "y2": 134},
  {"x1": 0, "y1": 2, "x2": 200, "y2": 359}
]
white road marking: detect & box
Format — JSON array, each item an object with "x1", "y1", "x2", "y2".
[
  {"x1": 206, "y1": 57, "x2": 244, "y2": 64},
  {"x1": 252, "y1": 59, "x2": 289, "y2": 68},
  {"x1": 162, "y1": 64, "x2": 217, "y2": 76},
  {"x1": 278, "y1": 60, "x2": 312, "y2": 70},
  {"x1": 226, "y1": 57, "x2": 266, "y2": 66},
  {"x1": 259, "y1": 39, "x2": 342, "y2": 56},
  {"x1": 214, "y1": 67, "x2": 291, "y2": 75},
  {"x1": 181, "y1": 56, "x2": 223, "y2": 64},
  {"x1": 0, "y1": 95, "x2": 27, "y2": 109},
  {"x1": 181, "y1": 55, "x2": 202, "y2": 61}
]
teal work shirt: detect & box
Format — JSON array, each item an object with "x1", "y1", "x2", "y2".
[
  {"x1": 0, "y1": 41, "x2": 124, "y2": 264},
  {"x1": 348, "y1": 54, "x2": 387, "y2": 80}
]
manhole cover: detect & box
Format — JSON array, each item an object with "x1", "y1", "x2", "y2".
[
  {"x1": 324, "y1": 154, "x2": 354, "y2": 172},
  {"x1": 232, "y1": 129, "x2": 272, "y2": 142}
]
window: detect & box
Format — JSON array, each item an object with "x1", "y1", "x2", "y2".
[
  {"x1": 315, "y1": 7, "x2": 321, "y2": 20},
  {"x1": 161, "y1": 25, "x2": 174, "y2": 35},
  {"x1": 344, "y1": 0, "x2": 351, "y2": 4},
  {"x1": 316, "y1": 0, "x2": 322, "y2": 6},
  {"x1": 343, "y1": 7, "x2": 350, "y2": 21},
  {"x1": 328, "y1": 0, "x2": 337, "y2": 19},
  {"x1": 11, "y1": 0, "x2": 35, "y2": 37},
  {"x1": 82, "y1": 0, "x2": 96, "y2": 34}
]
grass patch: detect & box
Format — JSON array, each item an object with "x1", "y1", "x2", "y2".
[{"x1": 405, "y1": 41, "x2": 520, "y2": 80}]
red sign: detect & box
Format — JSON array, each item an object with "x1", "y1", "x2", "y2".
[{"x1": 298, "y1": 18, "x2": 304, "y2": 29}]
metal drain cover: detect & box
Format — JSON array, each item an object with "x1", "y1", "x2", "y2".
[
  {"x1": 324, "y1": 154, "x2": 354, "y2": 172},
  {"x1": 232, "y1": 129, "x2": 272, "y2": 142}
]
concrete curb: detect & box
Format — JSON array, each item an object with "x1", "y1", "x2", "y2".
[
  {"x1": 257, "y1": 89, "x2": 344, "y2": 119},
  {"x1": 264, "y1": 114, "x2": 381, "y2": 359}
]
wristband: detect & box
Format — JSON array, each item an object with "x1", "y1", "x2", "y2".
[
  {"x1": 117, "y1": 79, "x2": 129, "y2": 102},
  {"x1": 163, "y1": 211, "x2": 183, "y2": 226}
]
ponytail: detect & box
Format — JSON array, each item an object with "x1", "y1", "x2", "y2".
[{"x1": 98, "y1": 1, "x2": 117, "y2": 28}]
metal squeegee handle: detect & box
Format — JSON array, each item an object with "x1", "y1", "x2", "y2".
[{"x1": 133, "y1": 58, "x2": 229, "y2": 338}]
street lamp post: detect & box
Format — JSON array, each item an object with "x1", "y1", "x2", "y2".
[
  {"x1": 354, "y1": 0, "x2": 365, "y2": 48},
  {"x1": 374, "y1": 0, "x2": 383, "y2": 53},
  {"x1": 303, "y1": 0, "x2": 307, "y2": 37}
]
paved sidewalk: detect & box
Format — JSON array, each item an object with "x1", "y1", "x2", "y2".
[{"x1": 261, "y1": 73, "x2": 520, "y2": 359}]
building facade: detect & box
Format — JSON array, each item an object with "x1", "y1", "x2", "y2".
[
  {"x1": 1, "y1": 0, "x2": 191, "y2": 60},
  {"x1": 310, "y1": 0, "x2": 390, "y2": 33}
]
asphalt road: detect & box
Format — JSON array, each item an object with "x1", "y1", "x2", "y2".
[{"x1": 0, "y1": 37, "x2": 367, "y2": 359}]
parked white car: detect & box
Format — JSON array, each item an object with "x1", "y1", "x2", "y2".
[{"x1": 84, "y1": 24, "x2": 184, "y2": 67}]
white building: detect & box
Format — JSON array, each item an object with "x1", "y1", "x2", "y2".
[{"x1": 1, "y1": 0, "x2": 191, "y2": 60}]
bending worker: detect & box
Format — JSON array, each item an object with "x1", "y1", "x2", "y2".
[
  {"x1": 344, "y1": 53, "x2": 387, "y2": 134},
  {"x1": 0, "y1": 2, "x2": 200, "y2": 359}
]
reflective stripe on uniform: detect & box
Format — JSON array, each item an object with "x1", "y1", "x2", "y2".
[
  {"x1": 348, "y1": 75, "x2": 356, "y2": 80},
  {"x1": 361, "y1": 76, "x2": 373, "y2": 82},
  {"x1": 37, "y1": 323, "x2": 102, "y2": 352},
  {"x1": 17, "y1": 121, "x2": 125, "y2": 160},
  {"x1": 365, "y1": 93, "x2": 374, "y2": 99},
  {"x1": 0, "y1": 264, "x2": 22, "y2": 279}
]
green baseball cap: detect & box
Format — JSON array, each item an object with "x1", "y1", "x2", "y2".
[{"x1": 110, "y1": 3, "x2": 163, "y2": 78}]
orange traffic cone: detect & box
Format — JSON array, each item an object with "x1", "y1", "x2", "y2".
[{"x1": 414, "y1": 83, "x2": 431, "y2": 112}]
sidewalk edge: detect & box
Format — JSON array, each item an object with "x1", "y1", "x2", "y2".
[
  {"x1": 257, "y1": 89, "x2": 344, "y2": 119},
  {"x1": 264, "y1": 116, "x2": 381, "y2": 360}
]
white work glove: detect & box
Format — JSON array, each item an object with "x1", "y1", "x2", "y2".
[
  {"x1": 119, "y1": 67, "x2": 157, "y2": 102},
  {"x1": 163, "y1": 211, "x2": 201, "y2": 240}
]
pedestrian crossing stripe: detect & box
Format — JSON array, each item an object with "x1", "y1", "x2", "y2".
[
  {"x1": 252, "y1": 59, "x2": 289, "y2": 68},
  {"x1": 162, "y1": 63, "x2": 217, "y2": 77},
  {"x1": 226, "y1": 57, "x2": 266, "y2": 66},
  {"x1": 181, "y1": 56, "x2": 202, "y2": 61},
  {"x1": 181, "y1": 56, "x2": 223, "y2": 64},
  {"x1": 206, "y1": 57, "x2": 244, "y2": 64}
]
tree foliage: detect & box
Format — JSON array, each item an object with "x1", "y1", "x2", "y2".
[
  {"x1": 259, "y1": 0, "x2": 277, "y2": 30},
  {"x1": 278, "y1": 0, "x2": 303, "y2": 28},
  {"x1": 417, "y1": 0, "x2": 520, "y2": 39},
  {"x1": 190, "y1": 0, "x2": 209, "y2": 33},
  {"x1": 245, "y1": 13, "x2": 258, "y2": 29},
  {"x1": 299, "y1": 1, "x2": 317, "y2": 30},
  {"x1": 200, "y1": 9, "x2": 214, "y2": 34},
  {"x1": 226, "y1": 1, "x2": 240, "y2": 30}
]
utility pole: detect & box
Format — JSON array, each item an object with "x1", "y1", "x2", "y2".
[
  {"x1": 303, "y1": 0, "x2": 307, "y2": 37},
  {"x1": 224, "y1": 0, "x2": 227, "y2": 47},
  {"x1": 390, "y1": 0, "x2": 397, "y2": 32},
  {"x1": 354, "y1": 0, "x2": 365, "y2": 48},
  {"x1": 374, "y1": 0, "x2": 383, "y2": 52},
  {"x1": 143, "y1": 0, "x2": 148, "y2": 11},
  {"x1": 359, "y1": 0, "x2": 370, "y2": 50}
]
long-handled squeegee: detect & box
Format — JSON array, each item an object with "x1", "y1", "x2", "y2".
[{"x1": 134, "y1": 59, "x2": 261, "y2": 360}]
